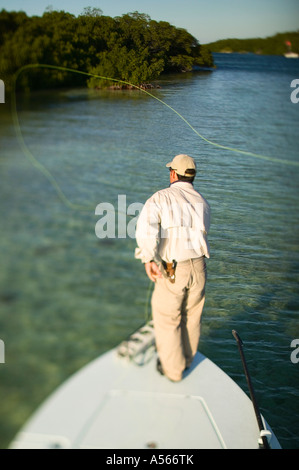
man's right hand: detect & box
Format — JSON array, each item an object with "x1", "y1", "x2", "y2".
[{"x1": 144, "y1": 261, "x2": 162, "y2": 282}]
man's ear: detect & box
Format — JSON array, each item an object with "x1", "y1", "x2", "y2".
[{"x1": 170, "y1": 170, "x2": 178, "y2": 183}]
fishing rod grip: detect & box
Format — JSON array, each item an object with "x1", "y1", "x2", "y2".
[{"x1": 232, "y1": 329, "x2": 271, "y2": 449}]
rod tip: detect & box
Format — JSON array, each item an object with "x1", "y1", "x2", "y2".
[{"x1": 232, "y1": 329, "x2": 243, "y2": 345}]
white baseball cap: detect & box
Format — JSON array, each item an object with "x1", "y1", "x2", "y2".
[{"x1": 166, "y1": 154, "x2": 196, "y2": 176}]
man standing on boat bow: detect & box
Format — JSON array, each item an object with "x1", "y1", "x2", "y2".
[{"x1": 135, "y1": 154, "x2": 210, "y2": 382}]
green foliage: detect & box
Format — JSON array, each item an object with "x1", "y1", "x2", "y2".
[
  {"x1": 0, "y1": 8, "x2": 214, "y2": 92},
  {"x1": 88, "y1": 46, "x2": 165, "y2": 88},
  {"x1": 206, "y1": 32, "x2": 299, "y2": 55}
]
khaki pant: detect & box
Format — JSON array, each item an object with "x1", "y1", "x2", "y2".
[{"x1": 152, "y1": 257, "x2": 207, "y2": 382}]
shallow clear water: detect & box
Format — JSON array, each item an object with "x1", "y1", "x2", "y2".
[{"x1": 0, "y1": 53, "x2": 298, "y2": 448}]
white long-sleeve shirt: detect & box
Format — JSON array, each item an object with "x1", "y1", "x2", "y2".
[{"x1": 135, "y1": 181, "x2": 210, "y2": 264}]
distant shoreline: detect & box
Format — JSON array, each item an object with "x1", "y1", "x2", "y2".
[{"x1": 204, "y1": 31, "x2": 299, "y2": 56}]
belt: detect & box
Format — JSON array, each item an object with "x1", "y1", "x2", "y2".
[
  {"x1": 162, "y1": 255, "x2": 205, "y2": 283},
  {"x1": 165, "y1": 256, "x2": 204, "y2": 265},
  {"x1": 161, "y1": 256, "x2": 204, "y2": 283}
]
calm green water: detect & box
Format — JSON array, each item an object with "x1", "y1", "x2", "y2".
[{"x1": 0, "y1": 53, "x2": 298, "y2": 449}]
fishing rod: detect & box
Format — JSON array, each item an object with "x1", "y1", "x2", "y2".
[{"x1": 232, "y1": 330, "x2": 271, "y2": 449}]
